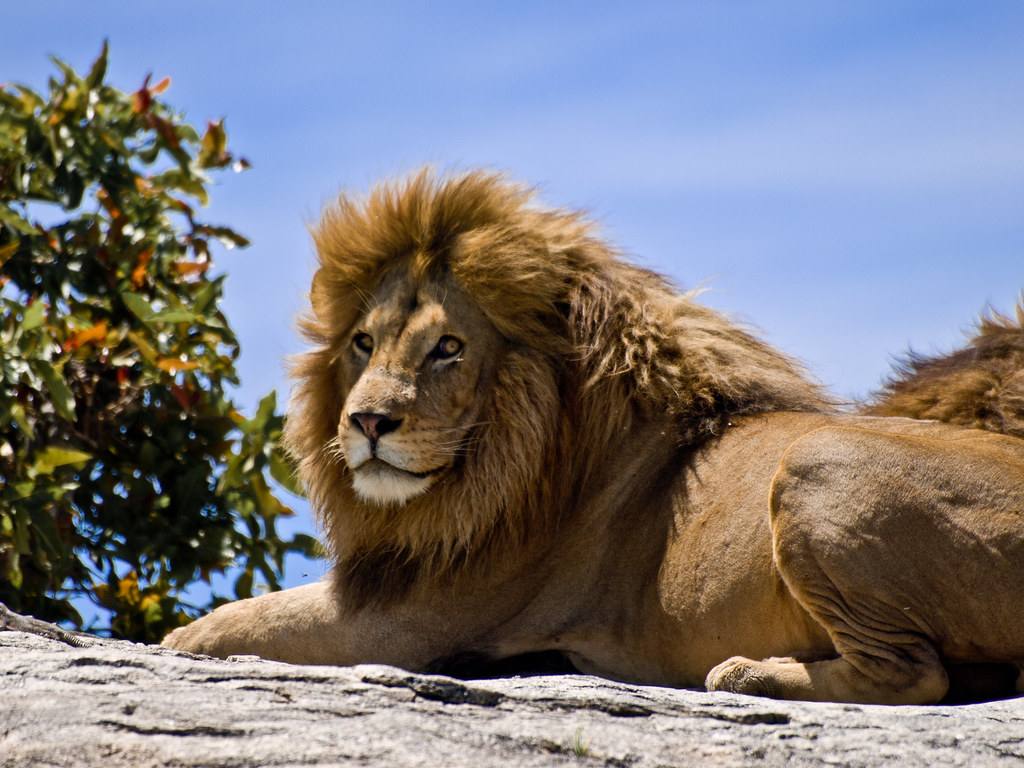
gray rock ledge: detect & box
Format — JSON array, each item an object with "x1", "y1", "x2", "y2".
[{"x1": 3, "y1": 630, "x2": 1024, "y2": 767}]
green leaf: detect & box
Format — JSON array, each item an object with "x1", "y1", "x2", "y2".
[
  {"x1": 21, "y1": 301, "x2": 45, "y2": 332},
  {"x1": 123, "y1": 292, "x2": 195, "y2": 325},
  {"x1": 191, "y1": 278, "x2": 220, "y2": 316},
  {"x1": 0, "y1": 88, "x2": 24, "y2": 109},
  {"x1": 234, "y1": 568, "x2": 253, "y2": 599},
  {"x1": 150, "y1": 308, "x2": 196, "y2": 324},
  {"x1": 149, "y1": 168, "x2": 209, "y2": 206},
  {"x1": 27, "y1": 505, "x2": 63, "y2": 559},
  {"x1": 198, "y1": 119, "x2": 228, "y2": 169},
  {"x1": 36, "y1": 361, "x2": 76, "y2": 422},
  {"x1": 245, "y1": 390, "x2": 278, "y2": 433},
  {"x1": 48, "y1": 56, "x2": 83, "y2": 87},
  {"x1": 0, "y1": 206, "x2": 37, "y2": 235},
  {"x1": 86, "y1": 42, "x2": 109, "y2": 90},
  {"x1": 122, "y1": 292, "x2": 156, "y2": 321},
  {"x1": 7, "y1": 402, "x2": 32, "y2": 440},
  {"x1": 287, "y1": 534, "x2": 326, "y2": 560},
  {"x1": 126, "y1": 330, "x2": 159, "y2": 362},
  {"x1": 143, "y1": 599, "x2": 163, "y2": 630},
  {"x1": 0, "y1": 241, "x2": 18, "y2": 268},
  {"x1": 31, "y1": 446, "x2": 92, "y2": 475},
  {"x1": 196, "y1": 225, "x2": 250, "y2": 249},
  {"x1": 12, "y1": 510, "x2": 31, "y2": 556},
  {"x1": 250, "y1": 473, "x2": 290, "y2": 518},
  {"x1": 269, "y1": 449, "x2": 305, "y2": 497},
  {"x1": 6, "y1": 558, "x2": 23, "y2": 589},
  {"x1": 12, "y1": 84, "x2": 45, "y2": 111}
]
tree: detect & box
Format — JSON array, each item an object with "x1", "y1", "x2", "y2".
[{"x1": 0, "y1": 43, "x2": 319, "y2": 642}]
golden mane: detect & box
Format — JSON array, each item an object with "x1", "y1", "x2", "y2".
[{"x1": 284, "y1": 168, "x2": 833, "y2": 603}]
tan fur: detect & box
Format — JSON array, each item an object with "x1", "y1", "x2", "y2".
[{"x1": 164, "y1": 169, "x2": 1024, "y2": 705}]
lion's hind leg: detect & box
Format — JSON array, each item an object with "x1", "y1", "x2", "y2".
[
  {"x1": 710, "y1": 424, "x2": 1024, "y2": 705},
  {"x1": 706, "y1": 633, "x2": 949, "y2": 704}
]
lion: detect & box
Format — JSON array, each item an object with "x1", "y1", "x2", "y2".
[{"x1": 162, "y1": 168, "x2": 1024, "y2": 705}]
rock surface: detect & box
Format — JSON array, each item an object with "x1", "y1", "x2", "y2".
[{"x1": 3, "y1": 629, "x2": 1024, "y2": 767}]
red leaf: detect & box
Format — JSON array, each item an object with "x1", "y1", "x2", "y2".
[
  {"x1": 132, "y1": 74, "x2": 152, "y2": 114},
  {"x1": 170, "y1": 383, "x2": 200, "y2": 411}
]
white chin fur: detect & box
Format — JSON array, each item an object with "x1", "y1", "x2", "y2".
[{"x1": 351, "y1": 464, "x2": 435, "y2": 505}]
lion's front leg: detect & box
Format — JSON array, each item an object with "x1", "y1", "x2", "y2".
[
  {"x1": 162, "y1": 581, "x2": 350, "y2": 663},
  {"x1": 162, "y1": 580, "x2": 440, "y2": 670}
]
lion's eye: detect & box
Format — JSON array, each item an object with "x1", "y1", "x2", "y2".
[
  {"x1": 434, "y1": 336, "x2": 462, "y2": 359},
  {"x1": 352, "y1": 333, "x2": 374, "y2": 354}
]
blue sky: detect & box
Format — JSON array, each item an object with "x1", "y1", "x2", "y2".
[{"x1": 4, "y1": 1, "x2": 1024, "y2": 590}]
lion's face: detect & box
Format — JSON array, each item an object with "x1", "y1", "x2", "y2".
[{"x1": 335, "y1": 269, "x2": 504, "y2": 505}]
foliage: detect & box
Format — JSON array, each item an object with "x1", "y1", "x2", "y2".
[{"x1": 0, "y1": 43, "x2": 319, "y2": 641}]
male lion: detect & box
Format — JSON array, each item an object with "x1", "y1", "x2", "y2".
[{"x1": 163, "y1": 169, "x2": 1024, "y2": 705}]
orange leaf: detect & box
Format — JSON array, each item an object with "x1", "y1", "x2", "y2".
[
  {"x1": 96, "y1": 188, "x2": 121, "y2": 218},
  {"x1": 131, "y1": 249, "x2": 153, "y2": 289},
  {"x1": 172, "y1": 260, "x2": 210, "y2": 278},
  {"x1": 117, "y1": 572, "x2": 141, "y2": 604},
  {"x1": 150, "y1": 76, "x2": 171, "y2": 95},
  {"x1": 64, "y1": 320, "x2": 109, "y2": 352},
  {"x1": 133, "y1": 89, "x2": 150, "y2": 115},
  {"x1": 158, "y1": 358, "x2": 199, "y2": 374}
]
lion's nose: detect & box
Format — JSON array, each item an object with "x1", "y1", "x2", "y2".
[{"x1": 350, "y1": 412, "x2": 402, "y2": 441}]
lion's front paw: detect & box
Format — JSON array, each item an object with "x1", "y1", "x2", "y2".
[
  {"x1": 161, "y1": 602, "x2": 254, "y2": 659},
  {"x1": 705, "y1": 656, "x2": 777, "y2": 698},
  {"x1": 161, "y1": 620, "x2": 217, "y2": 656}
]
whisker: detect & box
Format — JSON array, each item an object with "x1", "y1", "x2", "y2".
[{"x1": 320, "y1": 436, "x2": 347, "y2": 466}]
